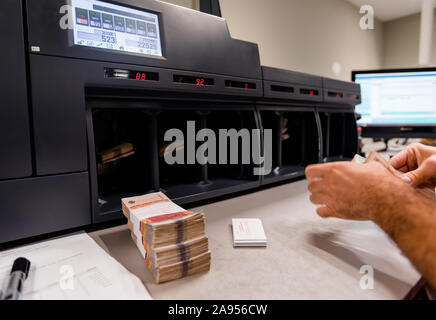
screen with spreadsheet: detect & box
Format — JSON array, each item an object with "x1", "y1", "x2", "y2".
[{"x1": 354, "y1": 70, "x2": 436, "y2": 126}]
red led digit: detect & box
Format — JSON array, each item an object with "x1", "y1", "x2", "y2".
[
  {"x1": 310, "y1": 90, "x2": 314, "y2": 96},
  {"x1": 244, "y1": 83, "x2": 249, "y2": 89},
  {"x1": 141, "y1": 73, "x2": 146, "y2": 80},
  {"x1": 136, "y1": 73, "x2": 141, "y2": 80},
  {"x1": 196, "y1": 78, "x2": 205, "y2": 86}
]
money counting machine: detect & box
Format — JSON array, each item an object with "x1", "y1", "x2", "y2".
[{"x1": 0, "y1": 0, "x2": 360, "y2": 244}]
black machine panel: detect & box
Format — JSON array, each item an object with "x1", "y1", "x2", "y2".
[
  {"x1": 30, "y1": 54, "x2": 263, "y2": 176},
  {"x1": 319, "y1": 77, "x2": 360, "y2": 161},
  {"x1": 86, "y1": 99, "x2": 262, "y2": 223},
  {"x1": 0, "y1": 173, "x2": 91, "y2": 243},
  {"x1": 25, "y1": 0, "x2": 261, "y2": 79},
  {"x1": 322, "y1": 77, "x2": 361, "y2": 106},
  {"x1": 258, "y1": 106, "x2": 321, "y2": 184},
  {"x1": 318, "y1": 108, "x2": 358, "y2": 162},
  {"x1": 262, "y1": 66, "x2": 323, "y2": 102},
  {"x1": 258, "y1": 66, "x2": 323, "y2": 185},
  {"x1": 0, "y1": 0, "x2": 361, "y2": 244},
  {"x1": 0, "y1": 0, "x2": 32, "y2": 180}
]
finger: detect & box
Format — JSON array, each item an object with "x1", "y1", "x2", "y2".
[
  {"x1": 389, "y1": 148, "x2": 411, "y2": 170},
  {"x1": 305, "y1": 164, "x2": 326, "y2": 180},
  {"x1": 316, "y1": 206, "x2": 335, "y2": 218},
  {"x1": 305, "y1": 162, "x2": 339, "y2": 180},
  {"x1": 310, "y1": 193, "x2": 329, "y2": 205},
  {"x1": 404, "y1": 155, "x2": 436, "y2": 186},
  {"x1": 396, "y1": 165, "x2": 409, "y2": 173},
  {"x1": 308, "y1": 180, "x2": 325, "y2": 193},
  {"x1": 389, "y1": 145, "x2": 418, "y2": 171}
]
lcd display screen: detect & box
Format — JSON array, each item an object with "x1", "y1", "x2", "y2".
[
  {"x1": 355, "y1": 71, "x2": 436, "y2": 126},
  {"x1": 71, "y1": 0, "x2": 162, "y2": 57}
]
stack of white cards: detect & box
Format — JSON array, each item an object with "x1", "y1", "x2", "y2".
[{"x1": 232, "y1": 218, "x2": 267, "y2": 247}]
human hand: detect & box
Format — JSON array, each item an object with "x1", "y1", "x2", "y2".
[
  {"x1": 389, "y1": 143, "x2": 436, "y2": 188},
  {"x1": 305, "y1": 161, "x2": 408, "y2": 221}
]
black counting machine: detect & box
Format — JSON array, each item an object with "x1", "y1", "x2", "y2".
[{"x1": 0, "y1": 0, "x2": 360, "y2": 244}]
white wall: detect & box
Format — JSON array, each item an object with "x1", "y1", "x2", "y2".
[
  {"x1": 219, "y1": 0, "x2": 384, "y2": 81},
  {"x1": 159, "y1": 0, "x2": 198, "y2": 10},
  {"x1": 160, "y1": 0, "x2": 387, "y2": 79},
  {"x1": 383, "y1": 11, "x2": 436, "y2": 68}
]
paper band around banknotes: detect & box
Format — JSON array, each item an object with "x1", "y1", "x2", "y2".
[{"x1": 122, "y1": 192, "x2": 210, "y2": 283}]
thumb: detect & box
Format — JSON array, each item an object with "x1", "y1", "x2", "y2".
[{"x1": 403, "y1": 156, "x2": 436, "y2": 186}]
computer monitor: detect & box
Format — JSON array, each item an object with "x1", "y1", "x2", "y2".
[{"x1": 352, "y1": 68, "x2": 436, "y2": 138}]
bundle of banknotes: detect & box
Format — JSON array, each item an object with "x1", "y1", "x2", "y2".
[
  {"x1": 352, "y1": 150, "x2": 397, "y2": 174},
  {"x1": 353, "y1": 150, "x2": 436, "y2": 200},
  {"x1": 98, "y1": 142, "x2": 135, "y2": 165},
  {"x1": 121, "y1": 192, "x2": 211, "y2": 283}
]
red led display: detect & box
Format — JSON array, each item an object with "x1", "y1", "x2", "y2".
[
  {"x1": 300, "y1": 88, "x2": 319, "y2": 96},
  {"x1": 225, "y1": 80, "x2": 256, "y2": 89},
  {"x1": 328, "y1": 91, "x2": 343, "y2": 98},
  {"x1": 346, "y1": 93, "x2": 360, "y2": 100},
  {"x1": 104, "y1": 68, "x2": 159, "y2": 81},
  {"x1": 136, "y1": 73, "x2": 147, "y2": 80},
  {"x1": 173, "y1": 75, "x2": 214, "y2": 86}
]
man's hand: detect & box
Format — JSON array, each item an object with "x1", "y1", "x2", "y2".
[
  {"x1": 306, "y1": 158, "x2": 436, "y2": 289},
  {"x1": 305, "y1": 161, "x2": 408, "y2": 221},
  {"x1": 389, "y1": 143, "x2": 436, "y2": 188}
]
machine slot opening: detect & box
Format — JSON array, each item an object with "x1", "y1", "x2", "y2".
[
  {"x1": 281, "y1": 112, "x2": 304, "y2": 171},
  {"x1": 259, "y1": 111, "x2": 281, "y2": 171},
  {"x1": 92, "y1": 108, "x2": 153, "y2": 214},
  {"x1": 301, "y1": 112, "x2": 320, "y2": 165},
  {"x1": 261, "y1": 110, "x2": 319, "y2": 179},
  {"x1": 157, "y1": 110, "x2": 205, "y2": 199},
  {"x1": 343, "y1": 113, "x2": 358, "y2": 158},
  {"x1": 320, "y1": 112, "x2": 356, "y2": 161},
  {"x1": 319, "y1": 113, "x2": 329, "y2": 160},
  {"x1": 328, "y1": 113, "x2": 345, "y2": 159},
  {"x1": 206, "y1": 110, "x2": 259, "y2": 188},
  {"x1": 270, "y1": 85, "x2": 294, "y2": 93}
]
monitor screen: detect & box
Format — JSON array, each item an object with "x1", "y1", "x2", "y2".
[
  {"x1": 71, "y1": 0, "x2": 162, "y2": 57},
  {"x1": 354, "y1": 70, "x2": 436, "y2": 126}
]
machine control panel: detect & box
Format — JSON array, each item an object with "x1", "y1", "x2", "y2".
[
  {"x1": 72, "y1": 0, "x2": 162, "y2": 57},
  {"x1": 104, "y1": 67, "x2": 159, "y2": 81}
]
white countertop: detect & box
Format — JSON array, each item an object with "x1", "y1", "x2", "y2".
[{"x1": 90, "y1": 179, "x2": 420, "y2": 299}]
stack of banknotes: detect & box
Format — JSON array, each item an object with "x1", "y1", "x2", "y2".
[
  {"x1": 353, "y1": 150, "x2": 435, "y2": 200},
  {"x1": 98, "y1": 142, "x2": 135, "y2": 165},
  {"x1": 122, "y1": 192, "x2": 211, "y2": 283}
]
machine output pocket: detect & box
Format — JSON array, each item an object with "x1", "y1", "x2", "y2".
[
  {"x1": 343, "y1": 113, "x2": 358, "y2": 158},
  {"x1": 319, "y1": 111, "x2": 357, "y2": 161},
  {"x1": 206, "y1": 110, "x2": 260, "y2": 187},
  {"x1": 157, "y1": 110, "x2": 205, "y2": 199},
  {"x1": 260, "y1": 110, "x2": 319, "y2": 183},
  {"x1": 91, "y1": 109, "x2": 153, "y2": 215}
]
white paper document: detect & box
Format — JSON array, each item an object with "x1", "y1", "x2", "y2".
[
  {"x1": 232, "y1": 218, "x2": 267, "y2": 247},
  {"x1": 0, "y1": 232, "x2": 152, "y2": 300},
  {"x1": 312, "y1": 221, "x2": 421, "y2": 286}
]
